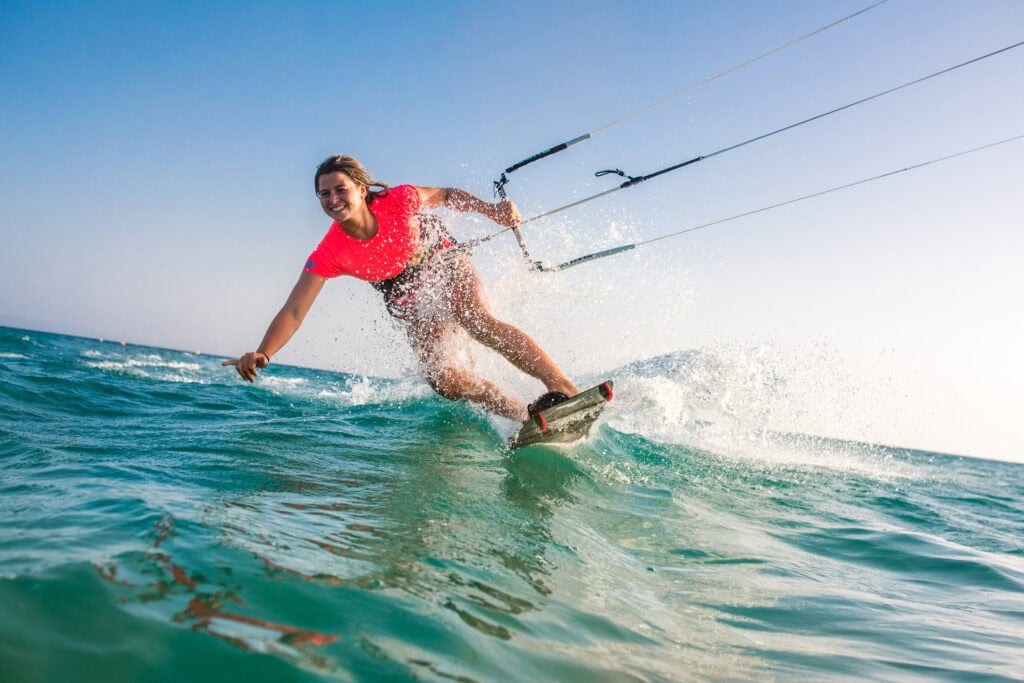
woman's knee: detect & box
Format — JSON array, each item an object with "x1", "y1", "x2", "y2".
[
  {"x1": 425, "y1": 366, "x2": 470, "y2": 401},
  {"x1": 455, "y1": 308, "x2": 505, "y2": 343}
]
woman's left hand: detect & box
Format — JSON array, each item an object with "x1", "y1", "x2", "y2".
[{"x1": 490, "y1": 199, "x2": 520, "y2": 228}]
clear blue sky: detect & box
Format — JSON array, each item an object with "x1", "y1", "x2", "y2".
[{"x1": 2, "y1": 1, "x2": 1022, "y2": 460}]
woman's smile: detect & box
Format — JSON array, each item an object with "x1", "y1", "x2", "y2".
[{"x1": 317, "y1": 171, "x2": 366, "y2": 223}]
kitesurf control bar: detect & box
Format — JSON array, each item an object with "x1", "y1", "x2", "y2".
[
  {"x1": 506, "y1": 134, "x2": 592, "y2": 175},
  {"x1": 546, "y1": 244, "x2": 637, "y2": 272},
  {"x1": 457, "y1": 131, "x2": 1024, "y2": 272},
  {"x1": 493, "y1": 134, "x2": 591, "y2": 201}
]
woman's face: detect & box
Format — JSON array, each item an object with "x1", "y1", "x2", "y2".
[{"x1": 317, "y1": 171, "x2": 367, "y2": 223}]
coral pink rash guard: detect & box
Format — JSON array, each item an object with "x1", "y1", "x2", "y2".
[{"x1": 303, "y1": 184, "x2": 422, "y2": 282}]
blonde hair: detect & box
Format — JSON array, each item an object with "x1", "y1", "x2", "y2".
[{"x1": 314, "y1": 155, "x2": 389, "y2": 203}]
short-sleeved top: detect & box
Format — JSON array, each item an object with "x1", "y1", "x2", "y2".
[{"x1": 304, "y1": 184, "x2": 422, "y2": 282}]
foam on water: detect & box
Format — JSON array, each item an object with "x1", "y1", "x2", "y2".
[
  {"x1": 591, "y1": 341, "x2": 915, "y2": 480},
  {"x1": 80, "y1": 348, "x2": 208, "y2": 383},
  {"x1": 262, "y1": 372, "x2": 434, "y2": 409}
]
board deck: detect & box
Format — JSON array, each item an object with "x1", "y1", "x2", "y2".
[{"x1": 509, "y1": 380, "x2": 613, "y2": 449}]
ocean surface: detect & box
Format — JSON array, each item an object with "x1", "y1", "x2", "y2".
[{"x1": 1, "y1": 325, "x2": 1022, "y2": 682}]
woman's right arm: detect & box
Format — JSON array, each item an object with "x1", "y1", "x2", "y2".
[
  {"x1": 416, "y1": 186, "x2": 520, "y2": 227},
  {"x1": 223, "y1": 270, "x2": 326, "y2": 382}
]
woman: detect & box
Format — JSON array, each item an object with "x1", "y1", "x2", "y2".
[{"x1": 224, "y1": 155, "x2": 578, "y2": 422}]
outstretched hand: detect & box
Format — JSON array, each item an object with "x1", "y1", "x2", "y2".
[
  {"x1": 222, "y1": 352, "x2": 269, "y2": 383},
  {"x1": 491, "y1": 199, "x2": 521, "y2": 228}
]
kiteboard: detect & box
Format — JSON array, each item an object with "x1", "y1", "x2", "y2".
[{"x1": 509, "y1": 380, "x2": 613, "y2": 449}]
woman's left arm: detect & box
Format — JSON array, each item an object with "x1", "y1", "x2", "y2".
[{"x1": 416, "y1": 186, "x2": 520, "y2": 227}]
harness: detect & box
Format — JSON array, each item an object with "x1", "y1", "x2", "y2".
[{"x1": 369, "y1": 214, "x2": 457, "y2": 317}]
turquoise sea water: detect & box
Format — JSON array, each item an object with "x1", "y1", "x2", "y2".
[{"x1": 1, "y1": 325, "x2": 1022, "y2": 681}]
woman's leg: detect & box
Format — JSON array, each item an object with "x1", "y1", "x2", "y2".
[
  {"x1": 408, "y1": 318, "x2": 529, "y2": 421},
  {"x1": 446, "y1": 256, "x2": 579, "y2": 398}
]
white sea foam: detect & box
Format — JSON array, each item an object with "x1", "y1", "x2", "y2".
[
  {"x1": 81, "y1": 350, "x2": 209, "y2": 384},
  {"x1": 603, "y1": 341, "x2": 916, "y2": 479},
  {"x1": 260, "y1": 375, "x2": 309, "y2": 389},
  {"x1": 262, "y1": 372, "x2": 432, "y2": 408}
]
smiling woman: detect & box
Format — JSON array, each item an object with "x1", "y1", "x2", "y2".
[{"x1": 223, "y1": 155, "x2": 579, "y2": 421}]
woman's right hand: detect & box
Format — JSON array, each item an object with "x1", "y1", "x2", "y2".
[
  {"x1": 222, "y1": 351, "x2": 270, "y2": 383},
  {"x1": 490, "y1": 199, "x2": 521, "y2": 228}
]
